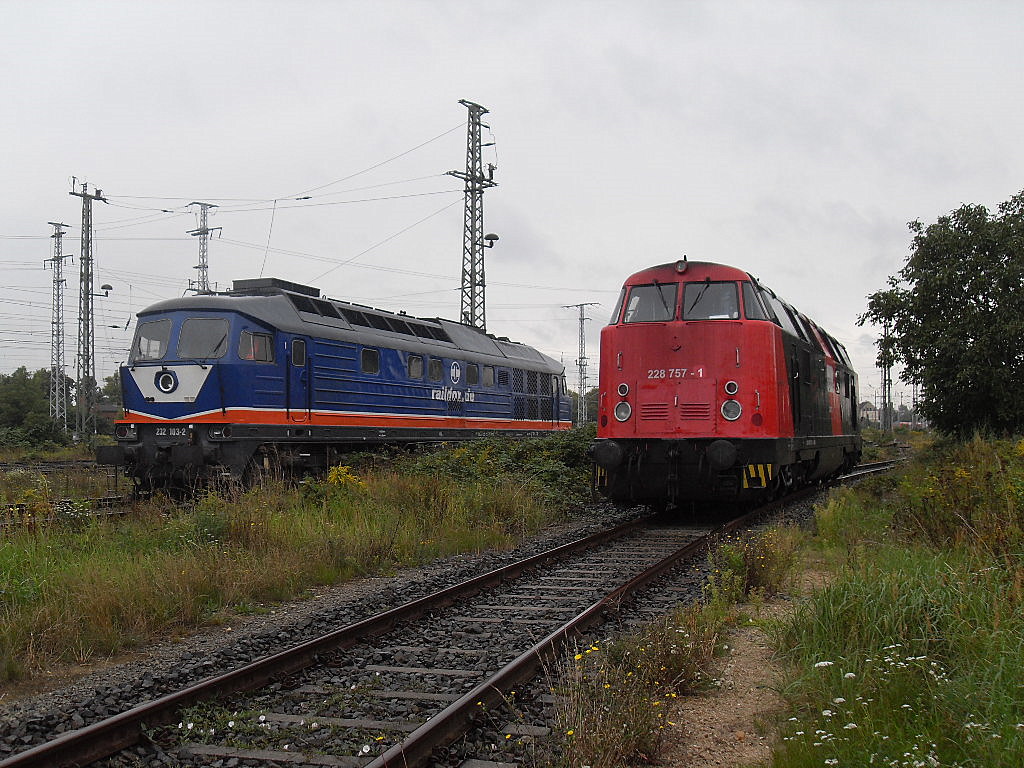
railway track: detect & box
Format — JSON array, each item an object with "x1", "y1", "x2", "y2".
[
  {"x1": 0, "y1": 462, "x2": 897, "y2": 768},
  {"x1": 0, "y1": 459, "x2": 96, "y2": 475},
  {"x1": 1, "y1": 460, "x2": 130, "y2": 532},
  {"x1": 0, "y1": 514, "x2": 755, "y2": 768}
]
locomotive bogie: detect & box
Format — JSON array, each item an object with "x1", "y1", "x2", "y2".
[{"x1": 592, "y1": 260, "x2": 861, "y2": 508}]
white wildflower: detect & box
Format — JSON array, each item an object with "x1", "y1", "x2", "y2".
[{"x1": 814, "y1": 661, "x2": 835, "y2": 668}]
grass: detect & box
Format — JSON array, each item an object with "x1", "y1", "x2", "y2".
[
  {"x1": 1, "y1": 465, "x2": 118, "y2": 510},
  {"x1": 542, "y1": 433, "x2": 1024, "y2": 768},
  {"x1": 0, "y1": 431, "x2": 591, "y2": 682},
  {"x1": 541, "y1": 527, "x2": 801, "y2": 768},
  {"x1": 770, "y1": 435, "x2": 1024, "y2": 767}
]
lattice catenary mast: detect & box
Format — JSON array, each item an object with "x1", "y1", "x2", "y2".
[
  {"x1": 44, "y1": 221, "x2": 72, "y2": 431},
  {"x1": 880, "y1": 320, "x2": 893, "y2": 432},
  {"x1": 70, "y1": 181, "x2": 107, "y2": 438},
  {"x1": 447, "y1": 99, "x2": 497, "y2": 330},
  {"x1": 188, "y1": 202, "x2": 221, "y2": 293},
  {"x1": 564, "y1": 303, "x2": 599, "y2": 424}
]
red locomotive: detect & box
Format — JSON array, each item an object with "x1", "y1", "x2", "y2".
[{"x1": 591, "y1": 260, "x2": 861, "y2": 508}]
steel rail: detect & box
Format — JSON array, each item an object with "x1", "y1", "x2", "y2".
[
  {"x1": 367, "y1": 502, "x2": 771, "y2": 768},
  {"x1": 2, "y1": 460, "x2": 898, "y2": 767},
  {"x1": 0, "y1": 517, "x2": 647, "y2": 768}
]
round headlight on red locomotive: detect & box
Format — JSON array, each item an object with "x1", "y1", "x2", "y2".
[
  {"x1": 617, "y1": 383, "x2": 629, "y2": 397},
  {"x1": 721, "y1": 400, "x2": 742, "y2": 421},
  {"x1": 614, "y1": 401, "x2": 632, "y2": 422},
  {"x1": 724, "y1": 380, "x2": 739, "y2": 395}
]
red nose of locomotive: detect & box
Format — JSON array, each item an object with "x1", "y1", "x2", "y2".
[{"x1": 596, "y1": 262, "x2": 780, "y2": 443}]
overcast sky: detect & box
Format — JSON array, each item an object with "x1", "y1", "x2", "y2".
[{"x1": 3, "y1": 0, "x2": 1022, "y2": 409}]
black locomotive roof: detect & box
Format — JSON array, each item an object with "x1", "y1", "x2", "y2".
[{"x1": 136, "y1": 279, "x2": 563, "y2": 373}]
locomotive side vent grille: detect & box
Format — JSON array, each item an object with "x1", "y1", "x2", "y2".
[
  {"x1": 639, "y1": 403, "x2": 670, "y2": 420},
  {"x1": 540, "y1": 397, "x2": 554, "y2": 420},
  {"x1": 512, "y1": 397, "x2": 526, "y2": 420},
  {"x1": 679, "y1": 403, "x2": 712, "y2": 420},
  {"x1": 527, "y1": 398, "x2": 539, "y2": 420},
  {"x1": 526, "y1": 370, "x2": 538, "y2": 394}
]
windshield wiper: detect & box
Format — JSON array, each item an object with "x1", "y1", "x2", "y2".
[
  {"x1": 686, "y1": 277, "x2": 712, "y2": 316},
  {"x1": 652, "y1": 279, "x2": 672, "y2": 319}
]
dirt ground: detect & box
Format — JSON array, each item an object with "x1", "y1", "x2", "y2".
[{"x1": 658, "y1": 601, "x2": 790, "y2": 768}]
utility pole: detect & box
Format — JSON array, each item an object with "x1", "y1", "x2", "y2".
[
  {"x1": 70, "y1": 180, "x2": 107, "y2": 439},
  {"x1": 880, "y1": 320, "x2": 893, "y2": 433},
  {"x1": 447, "y1": 99, "x2": 497, "y2": 331},
  {"x1": 187, "y1": 202, "x2": 221, "y2": 293},
  {"x1": 44, "y1": 222, "x2": 72, "y2": 432},
  {"x1": 911, "y1": 381, "x2": 919, "y2": 430},
  {"x1": 564, "y1": 303, "x2": 599, "y2": 425}
]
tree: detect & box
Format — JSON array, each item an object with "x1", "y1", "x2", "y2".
[
  {"x1": 0, "y1": 367, "x2": 49, "y2": 428},
  {"x1": 859, "y1": 191, "x2": 1024, "y2": 437},
  {"x1": 0, "y1": 367, "x2": 68, "y2": 446}
]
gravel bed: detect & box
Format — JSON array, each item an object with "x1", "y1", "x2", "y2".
[
  {"x1": 436, "y1": 489, "x2": 827, "y2": 768},
  {"x1": 146, "y1": 526, "x2": 701, "y2": 766},
  {"x1": 0, "y1": 503, "x2": 635, "y2": 762},
  {"x1": 0, "y1": 490, "x2": 828, "y2": 766}
]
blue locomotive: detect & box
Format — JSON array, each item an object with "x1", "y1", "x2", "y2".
[{"x1": 97, "y1": 278, "x2": 573, "y2": 488}]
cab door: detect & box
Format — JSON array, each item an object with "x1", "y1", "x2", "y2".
[{"x1": 287, "y1": 337, "x2": 310, "y2": 422}]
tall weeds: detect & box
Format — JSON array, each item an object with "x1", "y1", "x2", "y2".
[
  {"x1": 0, "y1": 432, "x2": 590, "y2": 682},
  {"x1": 774, "y1": 434, "x2": 1024, "y2": 767}
]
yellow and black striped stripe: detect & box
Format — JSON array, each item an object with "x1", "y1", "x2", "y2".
[{"x1": 742, "y1": 463, "x2": 773, "y2": 489}]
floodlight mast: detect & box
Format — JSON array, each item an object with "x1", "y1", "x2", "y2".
[{"x1": 447, "y1": 99, "x2": 497, "y2": 331}]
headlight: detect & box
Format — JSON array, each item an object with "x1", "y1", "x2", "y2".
[
  {"x1": 614, "y1": 401, "x2": 633, "y2": 422},
  {"x1": 617, "y1": 383, "x2": 629, "y2": 397},
  {"x1": 721, "y1": 400, "x2": 742, "y2": 421},
  {"x1": 114, "y1": 424, "x2": 137, "y2": 440},
  {"x1": 724, "y1": 380, "x2": 739, "y2": 395},
  {"x1": 155, "y1": 370, "x2": 178, "y2": 394}
]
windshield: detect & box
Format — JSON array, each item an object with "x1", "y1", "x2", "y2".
[
  {"x1": 682, "y1": 281, "x2": 739, "y2": 320},
  {"x1": 623, "y1": 284, "x2": 677, "y2": 323},
  {"x1": 177, "y1": 318, "x2": 229, "y2": 359},
  {"x1": 130, "y1": 319, "x2": 172, "y2": 362},
  {"x1": 609, "y1": 288, "x2": 626, "y2": 324}
]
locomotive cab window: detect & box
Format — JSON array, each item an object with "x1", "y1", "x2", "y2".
[
  {"x1": 623, "y1": 283, "x2": 677, "y2": 323},
  {"x1": 361, "y1": 348, "x2": 380, "y2": 375},
  {"x1": 239, "y1": 331, "x2": 274, "y2": 362},
  {"x1": 741, "y1": 282, "x2": 770, "y2": 321},
  {"x1": 408, "y1": 354, "x2": 424, "y2": 379},
  {"x1": 482, "y1": 365, "x2": 495, "y2": 387},
  {"x1": 682, "y1": 281, "x2": 739, "y2": 320},
  {"x1": 177, "y1": 318, "x2": 229, "y2": 359},
  {"x1": 466, "y1": 363, "x2": 479, "y2": 385},
  {"x1": 130, "y1": 318, "x2": 172, "y2": 362},
  {"x1": 428, "y1": 358, "x2": 443, "y2": 382},
  {"x1": 609, "y1": 287, "x2": 626, "y2": 324},
  {"x1": 291, "y1": 339, "x2": 307, "y2": 367}
]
